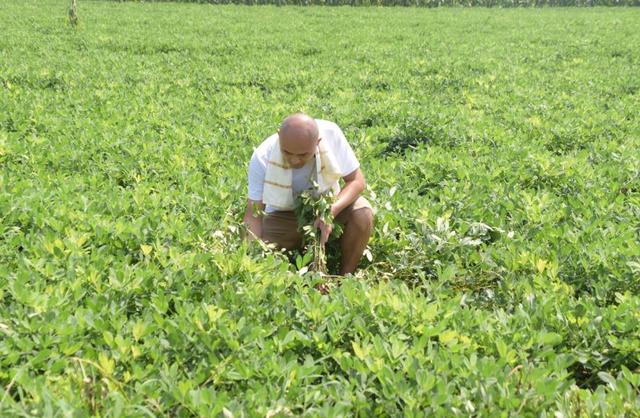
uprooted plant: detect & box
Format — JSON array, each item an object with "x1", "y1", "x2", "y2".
[{"x1": 294, "y1": 185, "x2": 341, "y2": 278}]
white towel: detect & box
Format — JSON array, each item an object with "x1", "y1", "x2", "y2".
[{"x1": 263, "y1": 139, "x2": 342, "y2": 210}]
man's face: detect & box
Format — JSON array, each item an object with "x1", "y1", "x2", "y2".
[{"x1": 278, "y1": 130, "x2": 319, "y2": 169}]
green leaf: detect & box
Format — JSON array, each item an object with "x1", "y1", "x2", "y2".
[
  {"x1": 439, "y1": 330, "x2": 459, "y2": 346},
  {"x1": 98, "y1": 352, "x2": 115, "y2": 376},
  {"x1": 598, "y1": 372, "x2": 617, "y2": 389},
  {"x1": 538, "y1": 332, "x2": 563, "y2": 347},
  {"x1": 132, "y1": 321, "x2": 146, "y2": 341},
  {"x1": 140, "y1": 244, "x2": 153, "y2": 256},
  {"x1": 352, "y1": 341, "x2": 368, "y2": 360}
]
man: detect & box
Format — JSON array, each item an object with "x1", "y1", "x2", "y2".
[{"x1": 243, "y1": 113, "x2": 374, "y2": 275}]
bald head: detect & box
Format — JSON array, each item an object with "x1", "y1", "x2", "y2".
[
  {"x1": 279, "y1": 113, "x2": 319, "y2": 143},
  {"x1": 278, "y1": 113, "x2": 320, "y2": 168}
]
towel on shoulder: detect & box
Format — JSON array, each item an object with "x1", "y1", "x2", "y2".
[{"x1": 262, "y1": 139, "x2": 342, "y2": 210}]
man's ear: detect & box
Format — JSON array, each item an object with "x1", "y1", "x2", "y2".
[{"x1": 317, "y1": 136, "x2": 322, "y2": 145}]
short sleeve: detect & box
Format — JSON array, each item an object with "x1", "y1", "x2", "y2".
[
  {"x1": 247, "y1": 150, "x2": 266, "y2": 201},
  {"x1": 331, "y1": 124, "x2": 360, "y2": 177}
]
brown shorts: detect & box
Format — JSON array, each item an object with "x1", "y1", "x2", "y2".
[{"x1": 262, "y1": 196, "x2": 373, "y2": 251}]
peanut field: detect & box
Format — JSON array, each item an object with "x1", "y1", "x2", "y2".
[{"x1": 1, "y1": 1, "x2": 639, "y2": 416}]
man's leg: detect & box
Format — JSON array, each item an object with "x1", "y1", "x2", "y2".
[
  {"x1": 262, "y1": 211, "x2": 303, "y2": 251},
  {"x1": 335, "y1": 198, "x2": 374, "y2": 275}
]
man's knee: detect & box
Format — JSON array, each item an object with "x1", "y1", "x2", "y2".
[{"x1": 347, "y1": 207, "x2": 374, "y2": 235}]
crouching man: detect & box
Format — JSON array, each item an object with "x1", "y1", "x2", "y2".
[{"x1": 243, "y1": 113, "x2": 374, "y2": 275}]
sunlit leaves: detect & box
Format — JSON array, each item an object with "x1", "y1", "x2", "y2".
[{"x1": 1, "y1": 2, "x2": 640, "y2": 416}]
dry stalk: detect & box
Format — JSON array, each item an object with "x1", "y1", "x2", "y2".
[{"x1": 69, "y1": 0, "x2": 78, "y2": 26}]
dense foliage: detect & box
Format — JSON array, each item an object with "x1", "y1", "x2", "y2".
[
  {"x1": 113, "y1": 0, "x2": 640, "y2": 8},
  {"x1": 1, "y1": 1, "x2": 639, "y2": 416}
]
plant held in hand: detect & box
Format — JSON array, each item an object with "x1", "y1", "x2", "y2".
[{"x1": 294, "y1": 186, "x2": 335, "y2": 275}]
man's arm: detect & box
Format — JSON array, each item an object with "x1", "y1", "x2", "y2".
[
  {"x1": 331, "y1": 168, "x2": 366, "y2": 218},
  {"x1": 314, "y1": 168, "x2": 365, "y2": 245},
  {"x1": 243, "y1": 199, "x2": 265, "y2": 241}
]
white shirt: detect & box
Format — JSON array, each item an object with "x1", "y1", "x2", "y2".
[{"x1": 248, "y1": 120, "x2": 359, "y2": 213}]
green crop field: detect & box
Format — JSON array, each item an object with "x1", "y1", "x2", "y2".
[{"x1": 1, "y1": 0, "x2": 639, "y2": 416}]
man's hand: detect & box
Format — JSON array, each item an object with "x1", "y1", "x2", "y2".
[
  {"x1": 314, "y1": 217, "x2": 333, "y2": 245},
  {"x1": 243, "y1": 199, "x2": 265, "y2": 241}
]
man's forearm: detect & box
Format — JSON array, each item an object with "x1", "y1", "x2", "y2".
[
  {"x1": 243, "y1": 215, "x2": 263, "y2": 241},
  {"x1": 331, "y1": 179, "x2": 365, "y2": 218}
]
